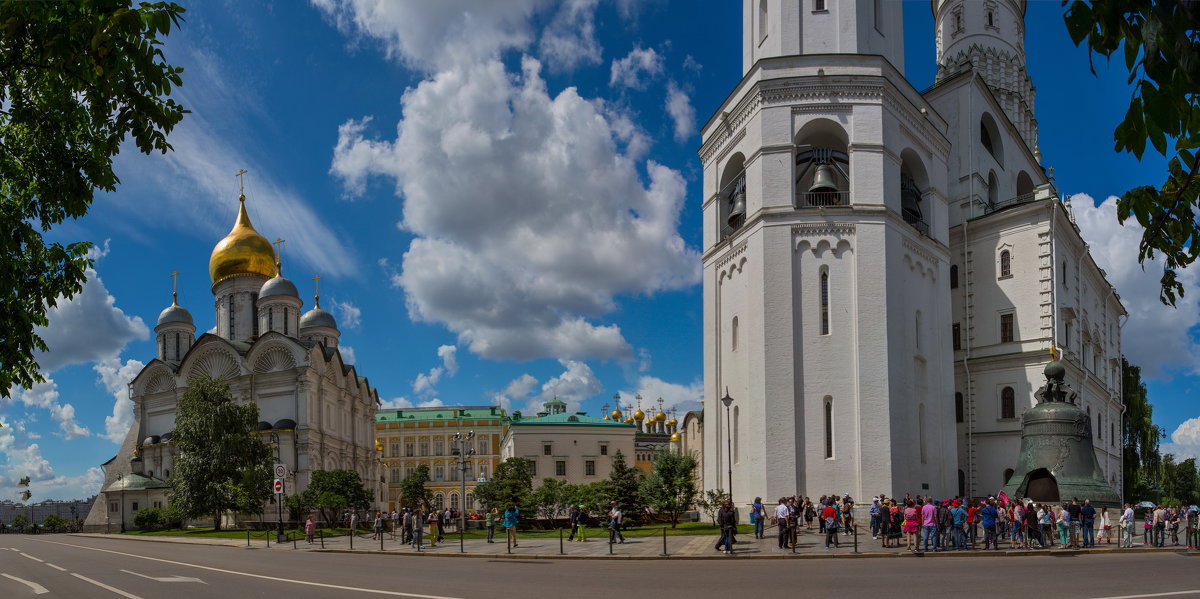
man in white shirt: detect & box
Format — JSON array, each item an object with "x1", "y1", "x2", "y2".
[
  {"x1": 1119, "y1": 504, "x2": 1135, "y2": 548},
  {"x1": 774, "y1": 498, "x2": 792, "y2": 549}
]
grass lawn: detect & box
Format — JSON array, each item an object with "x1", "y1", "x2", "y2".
[
  {"x1": 120, "y1": 527, "x2": 350, "y2": 539},
  {"x1": 120, "y1": 522, "x2": 754, "y2": 541}
]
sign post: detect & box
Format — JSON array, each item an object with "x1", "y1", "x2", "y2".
[
  {"x1": 273, "y1": 478, "x2": 285, "y2": 543},
  {"x1": 273, "y1": 479, "x2": 284, "y2": 494}
]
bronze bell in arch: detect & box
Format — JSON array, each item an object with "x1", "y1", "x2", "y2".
[
  {"x1": 727, "y1": 190, "x2": 746, "y2": 225},
  {"x1": 808, "y1": 164, "x2": 839, "y2": 193}
]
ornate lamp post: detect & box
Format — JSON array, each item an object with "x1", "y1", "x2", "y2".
[
  {"x1": 452, "y1": 430, "x2": 476, "y2": 553},
  {"x1": 116, "y1": 473, "x2": 125, "y2": 533},
  {"x1": 720, "y1": 389, "x2": 734, "y2": 503}
]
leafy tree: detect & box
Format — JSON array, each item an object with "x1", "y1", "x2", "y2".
[
  {"x1": 603, "y1": 450, "x2": 644, "y2": 525},
  {"x1": 10, "y1": 513, "x2": 30, "y2": 529},
  {"x1": 0, "y1": 1, "x2": 187, "y2": 395},
  {"x1": 640, "y1": 449, "x2": 699, "y2": 527},
  {"x1": 1122, "y1": 358, "x2": 1164, "y2": 500},
  {"x1": 1064, "y1": 1, "x2": 1200, "y2": 304},
  {"x1": 563, "y1": 481, "x2": 608, "y2": 514},
  {"x1": 697, "y1": 489, "x2": 730, "y2": 525},
  {"x1": 41, "y1": 514, "x2": 67, "y2": 530},
  {"x1": 161, "y1": 504, "x2": 184, "y2": 528},
  {"x1": 133, "y1": 507, "x2": 163, "y2": 531},
  {"x1": 474, "y1": 457, "x2": 532, "y2": 513},
  {"x1": 533, "y1": 478, "x2": 570, "y2": 520},
  {"x1": 397, "y1": 464, "x2": 433, "y2": 511},
  {"x1": 168, "y1": 376, "x2": 272, "y2": 530},
  {"x1": 307, "y1": 469, "x2": 371, "y2": 523}
]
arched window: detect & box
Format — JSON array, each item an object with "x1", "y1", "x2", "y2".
[
  {"x1": 950, "y1": 264, "x2": 959, "y2": 289},
  {"x1": 435, "y1": 494, "x2": 445, "y2": 509},
  {"x1": 758, "y1": 0, "x2": 768, "y2": 41},
  {"x1": 466, "y1": 493, "x2": 475, "y2": 511},
  {"x1": 999, "y1": 250, "x2": 1011, "y2": 278},
  {"x1": 268, "y1": 307, "x2": 274, "y2": 331},
  {"x1": 820, "y1": 270, "x2": 831, "y2": 335},
  {"x1": 731, "y1": 316, "x2": 739, "y2": 350},
  {"x1": 450, "y1": 493, "x2": 459, "y2": 510},
  {"x1": 174, "y1": 333, "x2": 180, "y2": 359},
  {"x1": 1001, "y1": 387, "x2": 1015, "y2": 419},
  {"x1": 955, "y1": 392, "x2": 964, "y2": 423},
  {"x1": 824, "y1": 396, "x2": 834, "y2": 459},
  {"x1": 1062, "y1": 260, "x2": 1069, "y2": 288},
  {"x1": 1004, "y1": 468, "x2": 1014, "y2": 484},
  {"x1": 733, "y1": 405, "x2": 740, "y2": 464},
  {"x1": 987, "y1": 171, "x2": 999, "y2": 208},
  {"x1": 987, "y1": 10, "x2": 994, "y2": 27},
  {"x1": 915, "y1": 311, "x2": 922, "y2": 349}
]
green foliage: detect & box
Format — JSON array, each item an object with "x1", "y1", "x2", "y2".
[
  {"x1": 533, "y1": 478, "x2": 570, "y2": 519},
  {"x1": 1160, "y1": 456, "x2": 1200, "y2": 506},
  {"x1": 168, "y1": 376, "x2": 272, "y2": 530},
  {"x1": 397, "y1": 464, "x2": 433, "y2": 511},
  {"x1": 563, "y1": 481, "x2": 608, "y2": 514},
  {"x1": 10, "y1": 513, "x2": 30, "y2": 529},
  {"x1": 697, "y1": 488, "x2": 730, "y2": 525},
  {"x1": 161, "y1": 504, "x2": 184, "y2": 528},
  {"x1": 1122, "y1": 358, "x2": 1165, "y2": 500},
  {"x1": 0, "y1": 0, "x2": 187, "y2": 394},
  {"x1": 305, "y1": 469, "x2": 371, "y2": 524},
  {"x1": 1064, "y1": 1, "x2": 1200, "y2": 304},
  {"x1": 474, "y1": 457, "x2": 532, "y2": 513},
  {"x1": 640, "y1": 450, "x2": 699, "y2": 527},
  {"x1": 40, "y1": 514, "x2": 67, "y2": 530},
  {"x1": 133, "y1": 507, "x2": 164, "y2": 531},
  {"x1": 603, "y1": 450, "x2": 644, "y2": 524}
]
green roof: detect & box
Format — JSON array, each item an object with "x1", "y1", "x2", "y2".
[
  {"x1": 376, "y1": 406, "x2": 506, "y2": 423},
  {"x1": 509, "y1": 412, "x2": 634, "y2": 428},
  {"x1": 103, "y1": 473, "x2": 170, "y2": 492}
]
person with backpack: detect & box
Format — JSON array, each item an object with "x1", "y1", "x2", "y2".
[
  {"x1": 823, "y1": 499, "x2": 841, "y2": 549},
  {"x1": 717, "y1": 501, "x2": 737, "y2": 555},
  {"x1": 485, "y1": 507, "x2": 496, "y2": 543},
  {"x1": 503, "y1": 505, "x2": 520, "y2": 548},
  {"x1": 750, "y1": 497, "x2": 765, "y2": 539},
  {"x1": 608, "y1": 502, "x2": 626, "y2": 544}
]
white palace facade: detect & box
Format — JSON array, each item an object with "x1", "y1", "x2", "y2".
[
  {"x1": 701, "y1": 0, "x2": 1123, "y2": 504},
  {"x1": 85, "y1": 193, "x2": 379, "y2": 531}
]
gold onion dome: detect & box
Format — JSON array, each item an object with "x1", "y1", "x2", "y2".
[
  {"x1": 670, "y1": 432, "x2": 681, "y2": 442},
  {"x1": 667, "y1": 418, "x2": 678, "y2": 428},
  {"x1": 209, "y1": 195, "x2": 278, "y2": 283},
  {"x1": 623, "y1": 417, "x2": 634, "y2": 425},
  {"x1": 611, "y1": 408, "x2": 623, "y2": 420},
  {"x1": 634, "y1": 409, "x2": 645, "y2": 421},
  {"x1": 655, "y1": 410, "x2": 667, "y2": 422}
]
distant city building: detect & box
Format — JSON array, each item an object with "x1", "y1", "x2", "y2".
[
  {"x1": 85, "y1": 191, "x2": 380, "y2": 531},
  {"x1": 1, "y1": 497, "x2": 95, "y2": 526},
  {"x1": 375, "y1": 405, "x2": 505, "y2": 513},
  {"x1": 701, "y1": 0, "x2": 1122, "y2": 503},
  {"x1": 501, "y1": 400, "x2": 635, "y2": 488}
]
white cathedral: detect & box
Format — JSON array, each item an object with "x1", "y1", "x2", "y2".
[
  {"x1": 701, "y1": 0, "x2": 1124, "y2": 504},
  {"x1": 85, "y1": 193, "x2": 380, "y2": 531}
]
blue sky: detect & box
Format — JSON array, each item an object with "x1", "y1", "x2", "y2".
[{"x1": 2, "y1": 0, "x2": 1195, "y2": 502}]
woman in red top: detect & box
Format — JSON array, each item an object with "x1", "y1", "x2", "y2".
[
  {"x1": 903, "y1": 500, "x2": 920, "y2": 552},
  {"x1": 967, "y1": 502, "x2": 981, "y2": 545}
]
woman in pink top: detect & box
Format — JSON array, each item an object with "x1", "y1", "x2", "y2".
[
  {"x1": 903, "y1": 501, "x2": 920, "y2": 551},
  {"x1": 304, "y1": 515, "x2": 315, "y2": 544}
]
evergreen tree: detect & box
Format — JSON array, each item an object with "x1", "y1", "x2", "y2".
[
  {"x1": 604, "y1": 450, "x2": 644, "y2": 525},
  {"x1": 640, "y1": 449, "x2": 699, "y2": 527},
  {"x1": 168, "y1": 376, "x2": 272, "y2": 530}
]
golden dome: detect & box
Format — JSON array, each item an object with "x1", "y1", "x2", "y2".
[
  {"x1": 670, "y1": 432, "x2": 681, "y2": 442},
  {"x1": 667, "y1": 418, "x2": 678, "y2": 428},
  {"x1": 611, "y1": 408, "x2": 623, "y2": 420},
  {"x1": 623, "y1": 417, "x2": 634, "y2": 425},
  {"x1": 655, "y1": 410, "x2": 667, "y2": 422},
  {"x1": 633, "y1": 409, "x2": 645, "y2": 421},
  {"x1": 209, "y1": 196, "x2": 278, "y2": 284},
  {"x1": 602, "y1": 415, "x2": 610, "y2": 420}
]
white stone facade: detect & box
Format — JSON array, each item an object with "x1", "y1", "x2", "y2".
[{"x1": 702, "y1": 0, "x2": 1122, "y2": 505}]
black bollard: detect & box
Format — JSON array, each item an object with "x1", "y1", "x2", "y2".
[
  {"x1": 293, "y1": 532, "x2": 297, "y2": 550},
  {"x1": 853, "y1": 524, "x2": 858, "y2": 554},
  {"x1": 380, "y1": 531, "x2": 384, "y2": 552},
  {"x1": 661, "y1": 527, "x2": 668, "y2": 557},
  {"x1": 560, "y1": 528, "x2": 564, "y2": 555},
  {"x1": 609, "y1": 534, "x2": 614, "y2": 555},
  {"x1": 247, "y1": 530, "x2": 251, "y2": 547},
  {"x1": 349, "y1": 528, "x2": 353, "y2": 550},
  {"x1": 320, "y1": 529, "x2": 325, "y2": 549},
  {"x1": 266, "y1": 531, "x2": 270, "y2": 548}
]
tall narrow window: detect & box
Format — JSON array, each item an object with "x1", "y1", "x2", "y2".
[
  {"x1": 950, "y1": 264, "x2": 959, "y2": 289},
  {"x1": 160, "y1": 334, "x2": 166, "y2": 358},
  {"x1": 999, "y1": 250, "x2": 1011, "y2": 278},
  {"x1": 1000, "y1": 313, "x2": 1014, "y2": 343},
  {"x1": 268, "y1": 307, "x2": 274, "y2": 331},
  {"x1": 874, "y1": 0, "x2": 883, "y2": 32},
  {"x1": 731, "y1": 316, "x2": 739, "y2": 350},
  {"x1": 1064, "y1": 321, "x2": 1072, "y2": 350},
  {"x1": 915, "y1": 311, "x2": 921, "y2": 349},
  {"x1": 824, "y1": 397, "x2": 834, "y2": 458},
  {"x1": 283, "y1": 308, "x2": 289, "y2": 335},
  {"x1": 228, "y1": 295, "x2": 235, "y2": 337},
  {"x1": 987, "y1": 10, "x2": 994, "y2": 26},
  {"x1": 733, "y1": 405, "x2": 740, "y2": 464},
  {"x1": 1001, "y1": 387, "x2": 1015, "y2": 419},
  {"x1": 918, "y1": 403, "x2": 927, "y2": 464},
  {"x1": 174, "y1": 333, "x2": 180, "y2": 359},
  {"x1": 1062, "y1": 260, "x2": 1068, "y2": 288},
  {"x1": 952, "y1": 323, "x2": 961, "y2": 351},
  {"x1": 555, "y1": 460, "x2": 566, "y2": 476},
  {"x1": 955, "y1": 392, "x2": 964, "y2": 423},
  {"x1": 1097, "y1": 412, "x2": 1102, "y2": 440},
  {"x1": 820, "y1": 271, "x2": 830, "y2": 335},
  {"x1": 251, "y1": 292, "x2": 259, "y2": 337},
  {"x1": 758, "y1": 0, "x2": 767, "y2": 41}
]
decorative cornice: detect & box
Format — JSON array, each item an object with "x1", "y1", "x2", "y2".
[
  {"x1": 792, "y1": 222, "x2": 855, "y2": 238},
  {"x1": 715, "y1": 240, "x2": 749, "y2": 270},
  {"x1": 903, "y1": 238, "x2": 940, "y2": 265},
  {"x1": 792, "y1": 104, "x2": 853, "y2": 114}
]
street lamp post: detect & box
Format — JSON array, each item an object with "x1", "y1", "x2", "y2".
[
  {"x1": 720, "y1": 389, "x2": 734, "y2": 503},
  {"x1": 269, "y1": 433, "x2": 284, "y2": 540},
  {"x1": 117, "y1": 473, "x2": 125, "y2": 533},
  {"x1": 453, "y1": 430, "x2": 476, "y2": 553}
]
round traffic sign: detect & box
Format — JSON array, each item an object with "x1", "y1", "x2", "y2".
[
  {"x1": 274, "y1": 464, "x2": 287, "y2": 478},
  {"x1": 273, "y1": 479, "x2": 284, "y2": 493}
]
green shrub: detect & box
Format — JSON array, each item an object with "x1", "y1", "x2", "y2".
[
  {"x1": 41, "y1": 514, "x2": 67, "y2": 530},
  {"x1": 161, "y1": 504, "x2": 185, "y2": 528},
  {"x1": 134, "y1": 507, "x2": 164, "y2": 531}
]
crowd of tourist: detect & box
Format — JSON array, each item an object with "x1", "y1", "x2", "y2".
[{"x1": 748, "y1": 494, "x2": 1198, "y2": 553}]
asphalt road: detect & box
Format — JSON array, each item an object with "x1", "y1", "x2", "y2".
[{"x1": 0, "y1": 534, "x2": 1196, "y2": 599}]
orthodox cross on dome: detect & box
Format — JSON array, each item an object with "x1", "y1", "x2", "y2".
[
  {"x1": 272, "y1": 238, "x2": 286, "y2": 274},
  {"x1": 312, "y1": 273, "x2": 322, "y2": 308},
  {"x1": 170, "y1": 270, "x2": 179, "y2": 304},
  {"x1": 235, "y1": 169, "x2": 249, "y2": 197}
]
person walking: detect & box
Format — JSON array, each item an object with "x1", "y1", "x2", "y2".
[
  {"x1": 921, "y1": 499, "x2": 938, "y2": 552},
  {"x1": 903, "y1": 500, "x2": 919, "y2": 552},
  {"x1": 412, "y1": 508, "x2": 424, "y2": 548},
  {"x1": 305, "y1": 515, "x2": 315, "y2": 544},
  {"x1": 503, "y1": 504, "x2": 520, "y2": 548},
  {"x1": 1057, "y1": 504, "x2": 1070, "y2": 547},
  {"x1": 980, "y1": 500, "x2": 999, "y2": 550},
  {"x1": 774, "y1": 497, "x2": 792, "y2": 549},
  {"x1": 1153, "y1": 505, "x2": 1167, "y2": 547},
  {"x1": 1098, "y1": 506, "x2": 1111, "y2": 545},
  {"x1": 349, "y1": 510, "x2": 359, "y2": 535},
  {"x1": 575, "y1": 507, "x2": 589, "y2": 542},
  {"x1": 608, "y1": 502, "x2": 626, "y2": 544},
  {"x1": 567, "y1": 505, "x2": 581, "y2": 541},
  {"x1": 823, "y1": 499, "x2": 840, "y2": 549},
  {"x1": 485, "y1": 507, "x2": 497, "y2": 543},
  {"x1": 717, "y1": 501, "x2": 737, "y2": 555},
  {"x1": 751, "y1": 497, "x2": 765, "y2": 540},
  {"x1": 804, "y1": 498, "x2": 816, "y2": 530}
]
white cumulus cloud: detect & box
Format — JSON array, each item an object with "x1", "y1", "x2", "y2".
[
  {"x1": 93, "y1": 357, "x2": 145, "y2": 444},
  {"x1": 333, "y1": 299, "x2": 363, "y2": 329},
  {"x1": 1071, "y1": 194, "x2": 1200, "y2": 378},
  {"x1": 8, "y1": 379, "x2": 90, "y2": 440},
  {"x1": 618, "y1": 375, "x2": 704, "y2": 416},
  {"x1": 665, "y1": 81, "x2": 696, "y2": 143},
  {"x1": 1161, "y1": 417, "x2": 1200, "y2": 462},
  {"x1": 610, "y1": 46, "x2": 663, "y2": 89},
  {"x1": 538, "y1": 0, "x2": 602, "y2": 73},
  {"x1": 438, "y1": 345, "x2": 459, "y2": 376},
  {"x1": 34, "y1": 261, "x2": 148, "y2": 373}
]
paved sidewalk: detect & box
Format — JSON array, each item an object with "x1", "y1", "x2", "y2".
[{"x1": 77, "y1": 527, "x2": 1196, "y2": 560}]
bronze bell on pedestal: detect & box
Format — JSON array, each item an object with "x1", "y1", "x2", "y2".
[
  {"x1": 1000, "y1": 358, "x2": 1121, "y2": 508},
  {"x1": 727, "y1": 190, "x2": 746, "y2": 225},
  {"x1": 808, "y1": 164, "x2": 838, "y2": 193}
]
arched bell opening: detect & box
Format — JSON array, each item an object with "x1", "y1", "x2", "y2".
[
  {"x1": 899, "y1": 148, "x2": 930, "y2": 235},
  {"x1": 1021, "y1": 468, "x2": 1061, "y2": 503},
  {"x1": 719, "y1": 153, "x2": 747, "y2": 240},
  {"x1": 794, "y1": 118, "x2": 850, "y2": 208}
]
